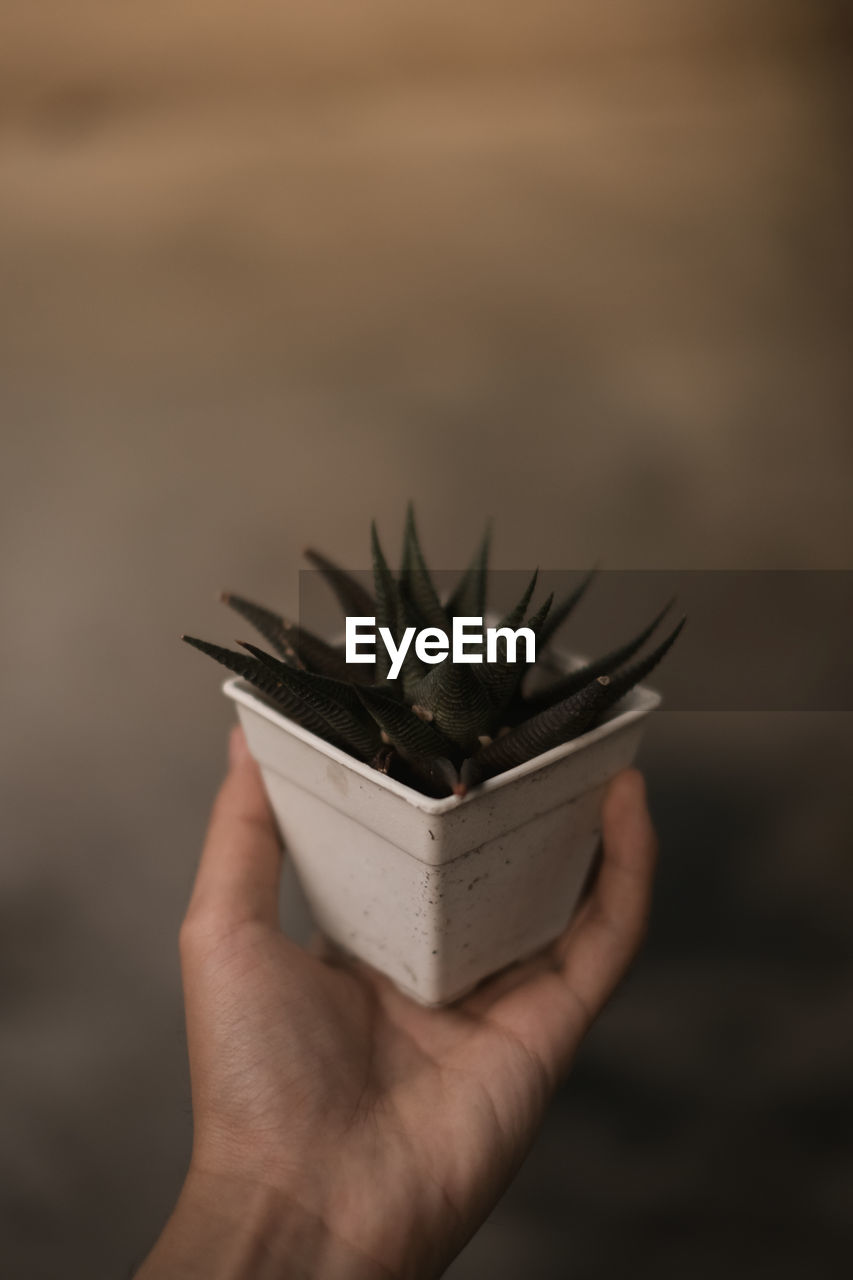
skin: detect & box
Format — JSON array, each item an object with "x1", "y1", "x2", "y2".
[{"x1": 138, "y1": 726, "x2": 658, "y2": 1280}]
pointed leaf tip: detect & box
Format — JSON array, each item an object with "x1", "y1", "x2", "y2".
[
  {"x1": 303, "y1": 547, "x2": 375, "y2": 618},
  {"x1": 603, "y1": 614, "x2": 687, "y2": 706},
  {"x1": 538, "y1": 567, "x2": 598, "y2": 647},
  {"x1": 400, "y1": 503, "x2": 446, "y2": 627},
  {"x1": 445, "y1": 519, "x2": 491, "y2": 619},
  {"x1": 525, "y1": 597, "x2": 676, "y2": 715}
]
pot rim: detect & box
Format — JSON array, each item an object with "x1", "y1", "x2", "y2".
[{"x1": 224, "y1": 659, "x2": 662, "y2": 815}]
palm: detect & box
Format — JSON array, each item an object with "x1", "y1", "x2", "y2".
[{"x1": 180, "y1": 730, "x2": 656, "y2": 1277}]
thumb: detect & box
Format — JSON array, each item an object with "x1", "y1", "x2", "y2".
[{"x1": 185, "y1": 726, "x2": 284, "y2": 933}]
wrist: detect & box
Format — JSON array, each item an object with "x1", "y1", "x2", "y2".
[{"x1": 137, "y1": 1165, "x2": 396, "y2": 1280}]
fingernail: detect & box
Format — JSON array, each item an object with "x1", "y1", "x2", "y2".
[{"x1": 228, "y1": 724, "x2": 250, "y2": 767}]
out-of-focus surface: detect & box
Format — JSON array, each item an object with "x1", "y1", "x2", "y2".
[{"x1": 1, "y1": 3, "x2": 851, "y2": 1276}]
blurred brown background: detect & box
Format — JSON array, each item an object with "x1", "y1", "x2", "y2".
[{"x1": 1, "y1": 2, "x2": 852, "y2": 1276}]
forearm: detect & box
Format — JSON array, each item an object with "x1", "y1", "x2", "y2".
[{"x1": 136, "y1": 1167, "x2": 397, "y2": 1280}]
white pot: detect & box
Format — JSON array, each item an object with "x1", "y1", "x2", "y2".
[{"x1": 224, "y1": 665, "x2": 661, "y2": 1006}]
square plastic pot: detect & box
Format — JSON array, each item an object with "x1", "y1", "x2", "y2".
[{"x1": 223, "y1": 668, "x2": 661, "y2": 1006}]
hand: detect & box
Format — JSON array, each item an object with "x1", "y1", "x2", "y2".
[{"x1": 139, "y1": 727, "x2": 657, "y2": 1280}]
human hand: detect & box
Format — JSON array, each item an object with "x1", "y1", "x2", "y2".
[{"x1": 139, "y1": 726, "x2": 657, "y2": 1280}]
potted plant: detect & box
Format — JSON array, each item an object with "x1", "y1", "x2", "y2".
[{"x1": 183, "y1": 507, "x2": 683, "y2": 1006}]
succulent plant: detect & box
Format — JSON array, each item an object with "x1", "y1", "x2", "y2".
[{"x1": 183, "y1": 506, "x2": 684, "y2": 798}]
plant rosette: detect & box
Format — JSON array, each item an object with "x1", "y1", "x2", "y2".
[{"x1": 184, "y1": 507, "x2": 683, "y2": 1005}]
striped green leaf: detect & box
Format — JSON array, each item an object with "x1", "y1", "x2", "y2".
[
  {"x1": 182, "y1": 635, "x2": 344, "y2": 746},
  {"x1": 239, "y1": 643, "x2": 382, "y2": 760},
  {"x1": 303, "y1": 547, "x2": 375, "y2": 619},
  {"x1": 399, "y1": 502, "x2": 447, "y2": 628},
  {"x1": 445, "y1": 522, "x2": 491, "y2": 619},
  {"x1": 460, "y1": 674, "x2": 612, "y2": 791},
  {"x1": 522, "y1": 599, "x2": 674, "y2": 716},
  {"x1": 356, "y1": 685, "x2": 460, "y2": 763},
  {"x1": 537, "y1": 568, "x2": 597, "y2": 648}
]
